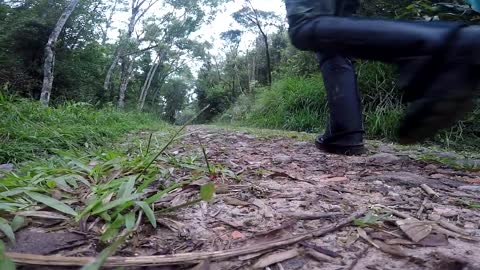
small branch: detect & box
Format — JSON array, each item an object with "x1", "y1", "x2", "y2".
[
  {"x1": 421, "y1": 184, "x2": 439, "y2": 199},
  {"x1": 7, "y1": 208, "x2": 368, "y2": 267}
]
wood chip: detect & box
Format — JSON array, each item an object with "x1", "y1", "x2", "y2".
[{"x1": 252, "y1": 249, "x2": 300, "y2": 269}]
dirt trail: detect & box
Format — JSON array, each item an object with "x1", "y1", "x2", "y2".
[
  {"x1": 163, "y1": 125, "x2": 480, "y2": 270},
  {"x1": 6, "y1": 125, "x2": 480, "y2": 270}
]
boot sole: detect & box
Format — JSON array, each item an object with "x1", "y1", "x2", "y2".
[{"x1": 315, "y1": 140, "x2": 366, "y2": 156}]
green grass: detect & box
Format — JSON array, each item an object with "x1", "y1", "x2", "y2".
[
  {"x1": 0, "y1": 134, "x2": 217, "y2": 245},
  {"x1": 0, "y1": 94, "x2": 169, "y2": 163},
  {"x1": 219, "y1": 75, "x2": 329, "y2": 133}
]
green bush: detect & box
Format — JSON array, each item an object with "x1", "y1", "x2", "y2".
[{"x1": 0, "y1": 94, "x2": 167, "y2": 163}]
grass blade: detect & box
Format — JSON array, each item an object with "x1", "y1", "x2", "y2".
[
  {"x1": 0, "y1": 240, "x2": 16, "y2": 270},
  {"x1": 134, "y1": 105, "x2": 210, "y2": 183},
  {"x1": 200, "y1": 183, "x2": 215, "y2": 202},
  {"x1": 10, "y1": 216, "x2": 25, "y2": 232},
  {"x1": 0, "y1": 218, "x2": 15, "y2": 244},
  {"x1": 125, "y1": 212, "x2": 135, "y2": 230},
  {"x1": 135, "y1": 201, "x2": 156, "y2": 228},
  {"x1": 25, "y1": 191, "x2": 77, "y2": 216},
  {"x1": 91, "y1": 194, "x2": 143, "y2": 215}
]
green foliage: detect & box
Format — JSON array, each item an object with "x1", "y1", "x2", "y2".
[
  {"x1": 245, "y1": 76, "x2": 328, "y2": 133},
  {"x1": 354, "y1": 212, "x2": 388, "y2": 228},
  {"x1": 0, "y1": 97, "x2": 167, "y2": 163},
  {"x1": 456, "y1": 199, "x2": 480, "y2": 209},
  {"x1": 0, "y1": 240, "x2": 15, "y2": 270},
  {"x1": 0, "y1": 124, "x2": 220, "y2": 245},
  {"x1": 200, "y1": 182, "x2": 215, "y2": 202}
]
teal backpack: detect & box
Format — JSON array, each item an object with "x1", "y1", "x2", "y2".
[{"x1": 466, "y1": 0, "x2": 480, "y2": 12}]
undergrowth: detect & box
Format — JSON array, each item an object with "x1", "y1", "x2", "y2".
[{"x1": 0, "y1": 94, "x2": 169, "y2": 163}]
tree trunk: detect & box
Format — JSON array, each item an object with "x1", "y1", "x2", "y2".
[
  {"x1": 138, "y1": 56, "x2": 161, "y2": 111},
  {"x1": 103, "y1": 46, "x2": 121, "y2": 94},
  {"x1": 40, "y1": 0, "x2": 80, "y2": 107},
  {"x1": 118, "y1": 58, "x2": 134, "y2": 109},
  {"x1": 260, "y1": 31, "x2": 272, "y2": 86}
]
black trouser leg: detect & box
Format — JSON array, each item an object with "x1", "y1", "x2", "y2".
[
  {"x1": 317, "y1": 53, "x2": 364, "y2": 146},
  {"x1": 288, "y1": 16, "x2": 479, "y2": 63}
]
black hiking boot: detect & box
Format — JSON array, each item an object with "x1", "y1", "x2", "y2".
[
  {"x1": 315, "y1": 134, "x2": 366, "y2": 156},
  {"x1": 316, "y1": 53, "x2": 365, "y2": 156}
]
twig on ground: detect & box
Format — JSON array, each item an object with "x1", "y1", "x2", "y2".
[
  {"x1": 304, "y1": 249, "x2": 335, "y2": 262},
  {"x1": 428, "y1": 214, "x2": 471, "y2": 237},
  {"x1": 416, "y1": 198, "x2": 428, "y2": 218},
  {"x1": 377, "y1": 205, "x2": 416, "y2": 220},
  {"x1": 6, "y1": 208, "x2": 368, "y2": 267},
  {"x1": 281, "y1": 212, "x2": 344, "y2": 220},
  {"x1": 421, "y1": 184, "x2": 439, "y2": 199}
]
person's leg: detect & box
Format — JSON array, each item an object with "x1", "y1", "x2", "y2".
[
  {"x1": 316, "y1": 53, "x2": 365, "y2": 155},
  {"x1": 285, "y1": 0, "x2": 480, "y2": 144}
]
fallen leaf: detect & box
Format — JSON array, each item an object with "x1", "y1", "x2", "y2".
[
  {"x1": 373, "y1": 240, "x2": 410, "y2": 257},
  {"x1": 357, "y1": 228, "x2": 379, "y2": 248},
  {"x1": 253, "y1": 249, "x2": 300, "y2": 269},
  {"x1": 418, "y1": 233, "x2": 449, "y2": 247},
  {"x1": 396, "y1": 219, "x2": 433, "y2": 243},
  {"x1": 223, "y1": 196, "x2": 250, "y2": 207}
]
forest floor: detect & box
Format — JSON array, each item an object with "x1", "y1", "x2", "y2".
[{"x1": 4, "y1": 125, "x2": 480, "y2": 270}]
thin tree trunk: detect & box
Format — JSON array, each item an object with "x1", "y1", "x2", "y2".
[
  {"x1": 118, "y1": 58, "x2": 134, "y2": 109},
  {"x1": 103, "y1": 46, "x2": 121, "y2": 94},
  {"x1": 261, "y1": 32, "x2": 272, "y2": 86},
  {"x1": 40, "y1": 0, "x2": 80, "y2": 107},
  {"x1": 138, "y1": 55, "x2": 160, "y2": 110},
  {"x1": 246, "y1": 0, "x2": 272, "y2": 86}
]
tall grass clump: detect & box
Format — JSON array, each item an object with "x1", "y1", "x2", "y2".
[
  {"x1": 0, "y1": 94, "x2": 167, "y2": 163},
  {"x1": 220, "y1": 75, "x2": 329, "y2": 133}
]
